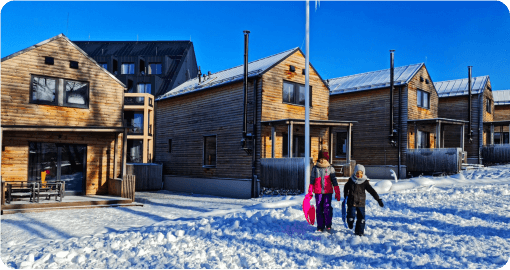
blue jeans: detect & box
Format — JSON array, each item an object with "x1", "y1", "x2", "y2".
[{"x1": 347, "y1": 206, "x2": 366, "y2": 235}]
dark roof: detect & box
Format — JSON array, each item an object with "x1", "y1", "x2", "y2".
[{"x1": 72, "y1": 41, "x2": 192, "y2": 57}]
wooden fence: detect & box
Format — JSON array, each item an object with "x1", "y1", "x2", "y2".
[
  {"x1": 126, "y1": 164, "x2": 163, "y2": 191},
  {"x1": 406, "y1": 148, "x2": 462, "y2": 175},
  {"x1": 482, "y1": 145, "x2": 510, "y2": 164},
  {"x1": 108, "y1": 175, "x2": 136, "y2": 202},
  {"x1": 260, "y1": 158, "x2": 312, "y2": 191}
]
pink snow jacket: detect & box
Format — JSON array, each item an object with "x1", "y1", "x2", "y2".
[{"x1": 310, "y1": 159, "x2": 337, "y2": 194}]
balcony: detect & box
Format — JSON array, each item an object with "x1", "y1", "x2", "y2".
[{"x1": 124, "y1": 93, "x2": 153, "y2": 107}]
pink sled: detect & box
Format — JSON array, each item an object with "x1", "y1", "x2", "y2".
[{"x1": 302, "y1": 193, "x2": 315, "y2": 225}]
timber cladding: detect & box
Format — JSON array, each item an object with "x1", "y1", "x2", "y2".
[
  {"x1": 1, "y1": 131, "x2": 122, "y2": 195},
  {"x1": 494, "y1": 105, "x2": 510, "y2": 122},
  {"x1": 1, "y1": 36, "x2": 125, "y2": 127},
  {"x1": 407, "y1": 66, "x2": 439, "y2": 121}
]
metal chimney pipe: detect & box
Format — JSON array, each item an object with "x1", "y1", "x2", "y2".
[
  {"x1": 242, "y1": 30, "x2": 250, "y2": 148},
  {"x1": 198, "y1": 66, "x2": 202, "y2": 83},
  {"x1": 389, "y1": 50, "x2": 395, "y2": 145},
  {"x1": 468, "y1": 66, "x2": 473, "y2": 143}
]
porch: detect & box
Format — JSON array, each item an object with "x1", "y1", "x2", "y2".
[
  {"x1": 260, "y1": 119, "x2": 356, "y2": 190},
  {"x1": 482, "y1": 120, "x2": 510, "y2": 164},
  {"x1": 407, "y1": 118, "x2": 468, "y2": 175}
]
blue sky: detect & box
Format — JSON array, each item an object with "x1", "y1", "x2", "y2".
[{"x1": 2, "y1": 1, "x2": 510, "y2": 89}]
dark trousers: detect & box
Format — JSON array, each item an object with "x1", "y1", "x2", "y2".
[
  {"x1": 315, "y1": 193, "x2": 333, "y2": 230},
  {"x1": 347, "y1": 206, "x2": 366, "y2": 235}
]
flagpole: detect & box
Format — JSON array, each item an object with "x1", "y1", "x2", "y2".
[{"x1": 304, "y1": 0, "x2": 311, "y2": 194}]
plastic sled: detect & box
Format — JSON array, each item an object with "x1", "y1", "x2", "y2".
[{"x1": 302, "y1": 193, "x2": 315, "y2": 225}]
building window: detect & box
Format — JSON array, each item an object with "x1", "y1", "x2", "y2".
[
  {"x1": 168, "y1": 139, "x2": 172, "y2": 153},
  {"x1": 495, "y1": 132, "x2": 509, "y2": 144},
  {"x1": 31, "y1": 75, "x2": 58, "y2": 105},
  {"x1": 137, "y1": 83, "x2": 151, "y2": 94},
  {"x1": 121, "y1": 63, "x2": 135, "y2": 74},
  {"x1": 282, "y1": 81, "x2": 312, "y2": 106},
  {"x1": 486, "y1": 99, "x2": 492, "y2": 113},
  {"x1": 124, "y1": 111, "x2": 144, "y2": 134},
  {"x1": 99, "y1": 63, "x2": 108, "y2": 70},
  {"x1": 203, "y1": 136, "x2": 217, "y2": 167},
  {"x1": 282, "y1": 134, "x2": 310, "y2": 157},
  {"x1": 45, "y1": 57, "x2": 54, "y2": 65},
  {"x1": 417, "y1": 89, "x2": 430, "y2": 109},
  {"x1": 63, "y1": 79, "x2": 89, "y2": 108},
  {"x1": 336, "y1": 132, "x2": 347, "y2": 158},
  {"x1": 69, "y1": 61, "x2": 79, "y2": 69},
  {"x1": 417, "y1": 130, "x2": 430, "y2": 148},
  {"x1": 127, "y1": 140, "x2": 143, "y2": 163},
  {"x1": 148, "y1": 63, "x2": 162, "y2": 74}
]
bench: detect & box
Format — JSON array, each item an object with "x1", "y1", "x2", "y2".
[
  {"x1": 4, "y1": 181, "x2": 64, "y2": 204},
  {"x1": 34, "y1": 181, "x2": 65, "y2": 203},
  {"x1": 5, "y1": 181, "x2": 37, "y2": 204}
]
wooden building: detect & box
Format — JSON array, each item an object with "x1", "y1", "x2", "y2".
[
  {"x1": 74, "y1": 41, "x2": 198, "y2": 163},
  {"x1": 156, "y1": 48, "x2": 354, "y2": 198},
  {"x1": 327, "y1": 63, "x2": 466, "y2": 177},
  {"x1": 492, "y1": 90, "x2": 510, "y2": 144},
  {"x1": 435, "y1": 76, "x2": 494, "y2": 164},
  {"x1": 1, "y1": 34, "x2": 127, "y2": 195}
]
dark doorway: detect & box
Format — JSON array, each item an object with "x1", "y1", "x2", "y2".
[{"x1": 29, "y1": 142, "x2": 86, "y2": 194}]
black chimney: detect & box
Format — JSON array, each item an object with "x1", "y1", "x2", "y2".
[
  {"x1": 241, "y1": 30, "x2": 251, "y2": 151},
  {"x1": 389, "y1": 50, "x2": 396, "y2": 146},
  {"x1": 468, "y1": 66, "x2": 473, "y2": 143},
  {"x1": 198, "y1": 66, "x2": 202, "y2": 83}
]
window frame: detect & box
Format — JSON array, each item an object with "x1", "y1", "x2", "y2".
[
  {"x1": 203, "y1": 135, "x2": 217, "y2": 168},
  {"x1": 417, "y1": 130, "x2": 431, "y2": 149},
  {"x1": 416, "y1": 89, "x2": 430, "y2": 109},
  {"x1": 486, "y1": 98, "x2": 492, "y2": 114},
  {"x1": 148, "y1": 63, "x2": 162, "y2": 75},
  {"x1": 137, "y1": 83, "x2": 152, "y2": 94},
  {"x1": 63, "y1": 79, "x2": 90, "y2": 109},
  {"x1": 121, "y1": 63, "x2": 135, "y2": 74},
  {"x1": 30, "y1": 74, "x2": 59, "y2": 106},
  {"x1": 282, "y1": 80, "x2": 312, "y2": 107}
]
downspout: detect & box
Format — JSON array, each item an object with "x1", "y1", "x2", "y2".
[
  {"x1": 241, "y1": 30, "x2": 250, "y2": 152},
  {"x1": 251, "y1": 78, "x2": 259, "y2": 198}
]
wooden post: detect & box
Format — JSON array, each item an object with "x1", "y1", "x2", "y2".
[
  {"x1": 271, "y1": 125, "x2": 275, "y2": 158},
  {"x1": 461, "y1": 124, "x2": 465, "y2": 152},
  {"x1": 490, "y1": 124, "x2": 494, "y2": 145},
  {"x1": 436, "y1": 122, "x2": 441, "y2": 148},
  {"x1": 122, "y1": 122, "x2": 128, "y2": 178},
  {"x1": 288, "y1": 122, "x2": 293, "y2": 158},
  {"x1": 347, "y1": 124, "x2": 352, "y2": 164},
  {"x1": 329, "y1": 127, "x2": 333, "y2": 164},
  {"x1": 113, "y1": 133, "x2": 118, "y2": 179},
  {"x1": 414, "y1": 123, "x2": 418, "y2": 149}
]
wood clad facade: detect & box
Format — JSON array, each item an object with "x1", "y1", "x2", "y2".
[
  {"x1": 156, "y1": 50, "x2": 333, "y2": 180},
  {"x1": 438, "y1": 81, "x2": 494, "y2": 161},
  {"x1": 494, "y1": 105, "x2": 510, "y2": 133},
  {"x1": 329, "y1": 65, "x2": 439, "y2": 166},
  {"x1": 1, "y1": 35, "x2": 126, "y2": 195}
]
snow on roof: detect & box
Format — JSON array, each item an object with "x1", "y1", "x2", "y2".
[
  {"x1": 157, "y1": 48, "x2": 299, "y2": 101},
  {"x1": 1, "y1": 34, "x2": 126, "y2": 88},
  {"x1": 326, "y1": 63, "x2": 424, "y2": 95},
  {"x1": 434, "y1": 76, "x2": 489, "y2": 98},
  {"x1": 493, "y1": 90, "x2": 510, "y2": 105}
]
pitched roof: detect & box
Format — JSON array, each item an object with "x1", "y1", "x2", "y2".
[
  {"x1": 72, "y1": 41, "x2": 192, "y2": 57},
  {"x1": 434, "y1": 76, "x2": 490, "y2": 98},
  {"x1": 1, "y1": 34, "x2": 126, "y2": 88},
  {"x1": 493, "y1": 90, "x2": 510, "y2": 105},
  {"x1": 327, "y1": 63, "x2": 424, "y2": 95},
  {"x1": 157, "y1": 47, "x2": 299, "y2": 101}
]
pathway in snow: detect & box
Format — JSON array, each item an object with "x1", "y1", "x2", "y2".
[{"x1": 1, "y1": 166, "x2": 510, "y2": 268}]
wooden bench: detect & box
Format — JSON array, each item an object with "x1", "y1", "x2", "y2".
[
  {"x1": 4, "y1": 181, "x2": 65, "y2": 204},
  {"x1": 34, "y1": 181, "x2": 65, "y2": 203}
]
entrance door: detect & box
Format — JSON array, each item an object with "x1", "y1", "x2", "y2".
[{"x1": 28, "y1": 142, "x2": 86, "y2": 194}]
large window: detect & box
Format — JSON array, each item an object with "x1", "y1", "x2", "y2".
[
  {"x1": 203, "y1": 136, "x2": 217, "y2": 167},
  {"x1": 127, "y1": 140, "x2": 143, "y2": 163},
  {"x1": 486, "y1": 98, "x2": 492, "y2": 113},
  {"x1": 31, "y1": 75, "x2": 57, "y2": 105},
  {"x1": 495, "y1": 132, "x2": 509, "y2": 144},
  {"x1": 124, "y1": 111, "x2": 144, "y2": 134},
  {"x1": 283, "y1": 134, "x2": 310, "y2": 157},
  {"x1": 121, "y1": 63, "x2": 135, "y2": 74},
  {"x1": 336, "y1": 132, "x2": 347, "y2": 158},
  {"x1": 417, "y1": 89, "x2": 430, "y2": 109},
  {"x1": 137, "y1": 83, "x2": 152, "y2": 94},
  {"x1": 64, "y1": 79, "x2": 89, "y2": 108},
  {"x1": 417, "y1": 130, "x2": 430, "y2": 148},
  {"x1": 31, "y1": 75, "x2": 89, "y2": 109},
  {"x1": 282, "y1": 81, "x2": 312, "y2": 106},
  {"x1": 148, "y1": 63, "x2": 162, "y2": 74}
]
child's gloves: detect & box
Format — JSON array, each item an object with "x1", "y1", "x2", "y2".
[
  {"x1": 308, "y1": 184, "x2": 314, "y2": 196},
  {"x1": 377, "y1": 199, "x2": 384, "y2": 207},
  {"x1": 334, "y1": 186, "x2": 341, "y2": 201}
]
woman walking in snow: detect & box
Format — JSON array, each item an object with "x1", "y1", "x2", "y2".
[
  {"x1": 343, "y1": 164, "x2": 384, "y2": 236},
  {"x1": 308, "y1": 150, "x2": 341, "y2": 232}
]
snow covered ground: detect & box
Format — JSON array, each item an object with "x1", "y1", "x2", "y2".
[{"x1": 2, "y1": 165, "x2": 510, "y2": 269}]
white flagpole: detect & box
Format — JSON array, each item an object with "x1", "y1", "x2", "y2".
[{"x1": 304, "y1": 0, "x2": 311, "y2": 194}]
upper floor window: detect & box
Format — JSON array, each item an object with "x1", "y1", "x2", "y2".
[
  {"x1": 417, "y1": 89, "x2": 430, "y2": 109},
  {"x1": 31, "y1": 75, "x2": 57, "y2": 105},
  {"x1": 137, "y1": 83, "x2": 151, "y2": 94},
  {"x1": 64, "y1": 80, "x2": 89, "y2": 108},
  {"x1": 99, "y1": 63, "x2": 108, "y2": 70},
  {"x1": 148, "y1": 63, "x2": 162, "y2": 74},
  {"x1": 121, "y1": 63, "x2": 135, "y2": 74},
  {"x1": 486, "y1": 98, "x2": 492, "y2": 113},
  {"x1": 282, "y1": 81, "x2": 312, "y2": 106}
]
